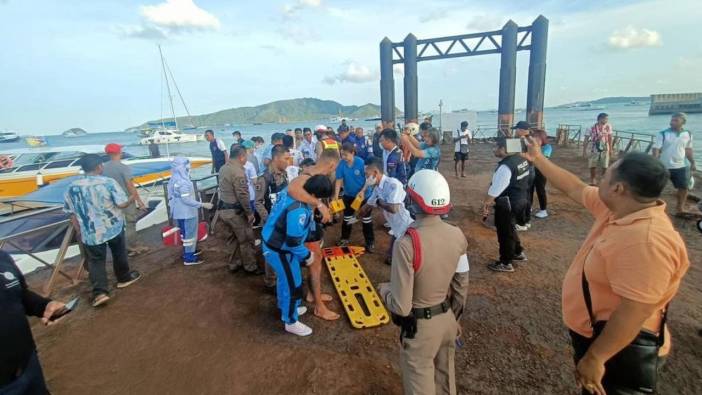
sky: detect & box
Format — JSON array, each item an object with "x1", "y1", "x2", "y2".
[{"x1": 0, "y1": 0, "x2": 701, "y2": 134}]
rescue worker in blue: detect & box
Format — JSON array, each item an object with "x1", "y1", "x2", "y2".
[
  {"x1": 204, "y1": 129, "x2": 228, "y2": 173},
  {"x1": 166, "y1": 157, "x2": 214, "y2": 265},
  {"x1": 262, "y1": 174, "x2": 334, "y2": 337}
]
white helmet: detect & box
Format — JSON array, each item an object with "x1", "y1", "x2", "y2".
[
  {"x1": 314, "y1": 124, "x2": 327, "y2": 132},
  {"x1": 406, "y1": 169, "x2": 451, "y2": 215}
]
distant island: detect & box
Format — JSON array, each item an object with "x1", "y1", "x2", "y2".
[
  {"x1": 62, "y1": 128, "x2": 88, "y2": 137},
  {"x1": 552, "y1": 96, "x2": 650, "y2": 109},
  {"x1": 137, "y1": 98, "x2": 398, "y2": 129}
]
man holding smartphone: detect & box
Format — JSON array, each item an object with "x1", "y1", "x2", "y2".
[
  {"x1": 482, "y1": 137, "x2": 530, "y2": 272},
  {"x1": 0, "y1": 251, "x2": 69, "y2": 394}
]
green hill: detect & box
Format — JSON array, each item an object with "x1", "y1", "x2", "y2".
[{"x1": 140, "y1": 98, "x2": 391, "y2": 128}]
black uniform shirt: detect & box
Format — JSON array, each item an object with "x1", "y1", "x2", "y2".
[{"x1": 0, "y1": 251, "x2": 50, "y2": 384}]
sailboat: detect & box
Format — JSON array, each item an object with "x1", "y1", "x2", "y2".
[{"x1": 139, "y1": 45, "x2": 203, "y2": 147}]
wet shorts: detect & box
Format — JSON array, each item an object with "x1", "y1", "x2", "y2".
[{"x1": 669, "y1": 167, "x2": 690, "y2": 190}]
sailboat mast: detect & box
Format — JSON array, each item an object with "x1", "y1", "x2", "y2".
[
  {"x1": 164, "y1": 60, "x2": 196, "y2": 128},
  {"x1": 158, "y1": 45, "x2": 178, "y2": 131}
]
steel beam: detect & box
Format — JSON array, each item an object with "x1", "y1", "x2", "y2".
[
  {"x1": 498, "y1": 20, "x2": 518, "y2": 136},
  {"x1": 403, "y1": 33, "x2": 418, "y2": 123},
  {"x1": 379, "y1": 37, "x2": 396, "y2": 126},
  {"x1": 526, "y1": 15, "x2": 549, "y2": 129}
]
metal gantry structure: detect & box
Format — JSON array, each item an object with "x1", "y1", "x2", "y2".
[{"x1": 379, "y1": 15, "x2": 549, "y2": 135}]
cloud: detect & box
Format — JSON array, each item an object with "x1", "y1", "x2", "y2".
[
  {"x1": 278, "y1": 25, "x2": 318, "y2": 44},
  {"x1": 608, "y1": 26, "x2": 661, "y2": 49},
  {"x1": 419, "y1": 9, "x2": 449, "y2": 23},
  {"x1": 116, "y1": 24, "x2": 168, "y2": 40},
  {"x1": 323, "y1": 61, "x2": 377, "y2": 85},
  {"x1": 141, "y1": 0, "x2": 220, "y2": 32},
  {"x1": 118, "y1": 0, "x2": 220, "y2": 40},
  {"x1": 282, "y1": 0, "x2": 322, "y2": 19}
]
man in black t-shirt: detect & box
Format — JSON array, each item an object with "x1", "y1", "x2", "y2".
[{"x1": 0, "y1": 251, "x2": 67, "y2": 394}]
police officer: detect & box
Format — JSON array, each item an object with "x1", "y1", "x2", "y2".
[
  {"x1": 482, "y1": 137, "x2": 530, "y2": 273},
  {"x1": 378, "y1": 170, "x2": 470, "y2": 395},
  {"x1": 218, "y1": 146, "x2": 262, "y2": 274}
]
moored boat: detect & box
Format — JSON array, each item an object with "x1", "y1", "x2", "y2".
[{"x1": 0, "y1": 145, "x2": 210, "y2": 198}]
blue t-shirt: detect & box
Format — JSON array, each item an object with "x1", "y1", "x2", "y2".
[
  {"x1": 335, "y1": 156, "x2": 366, "y2": 197},
  {"x1": 415, "y1": 143, "x2": 440, "y2": 172}
]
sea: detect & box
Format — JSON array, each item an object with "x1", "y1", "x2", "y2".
[{"x1": 2, "y1": 102, "x2": 700, "y2": 165}]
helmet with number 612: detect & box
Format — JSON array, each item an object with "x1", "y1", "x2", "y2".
[{"x1": 406, "y1": 169, "x2": 451, "y2": 215}]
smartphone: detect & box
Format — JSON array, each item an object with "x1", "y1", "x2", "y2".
[
  {"x1": 49, "y1": 297, "x2": 79, "y2": 322},
  {"x1": 506, "y1": 138, "x2": 527, "y2": 154}
]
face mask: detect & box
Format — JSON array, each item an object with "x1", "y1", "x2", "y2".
[{"x1": 365, "y1": 175, "x2": 377, "y2": 187}]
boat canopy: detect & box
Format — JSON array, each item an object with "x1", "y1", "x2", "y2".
[{"x1": 7, "y1": 161, "x2": 172, "y2": 205}]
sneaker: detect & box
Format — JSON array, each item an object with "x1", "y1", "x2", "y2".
[
  {"x1": 337, "y1": 239, "x2": 350, "y2": 247},
  {"x1": 515, "y1": 223, "x2": 531, "y2": 232},
  {"x1": 116, "y1": 271, "x2": 142, "y2": 289},
  {"x1": 184, "y1": 259, "x2": 204, "y2": 266},
  {"x1": 365, "y1": 242, "x2": 375, "y2": 254},
  {"x1": 91, "y1": 293, "x2": 110, "y2": 307},
  {"x1": 535, "y1": 210, "x2": 549, "y2": 219},
  {"x1": 297, "y1": 306, "x2": 307, "y2": 316},
  {"x1": 513, "y1": 253, "x2": 528, "y2": 262},
  {"x1": 285, "y1": 321, "x2": 313, "y2": 337},
  {"x1": 487, "y1": 261, "x2": 515, "y2": 273}
]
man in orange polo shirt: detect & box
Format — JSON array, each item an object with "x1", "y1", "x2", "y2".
[{"x1": 523, "y1": 139, "x2": 689, "y2": 395}]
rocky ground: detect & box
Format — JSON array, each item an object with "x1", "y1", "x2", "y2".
[{"x1": 27, "y1": 142, "x2": 702, "y2": 394}]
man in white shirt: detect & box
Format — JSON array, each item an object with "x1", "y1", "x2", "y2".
[
  {"x1": 652, "y1": 112, "x2": 697, "y2": 216},
  {"x1": 299, "y1": 127, "x2": 318, "y2": 161},
  {"x1": 481, "y1": 138, "x2": 530, "y2": 273},
  {"x1": 453, "y1": 121, "x2": 472, "y2": 178},
  {"x1": 242, "y1": 141, "x2": 267, "y2": 224},
  {"x1": 360, "y1": 158, "x2": 413, "y2": 265}
]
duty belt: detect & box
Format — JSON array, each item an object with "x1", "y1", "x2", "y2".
[
  {"x1": 219, "y1": 201, "x2": 243, "y2": 211},
  {"x1": 412, "y1": 300, "x2": 449, "y2": 320}
]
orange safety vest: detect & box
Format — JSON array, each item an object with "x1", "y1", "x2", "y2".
[{"x1": 321, "y1": 138, "x2": 339, "y2": 151}]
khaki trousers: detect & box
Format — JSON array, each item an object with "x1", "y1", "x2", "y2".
[
  {"x1": 400, "y1": 311, "x2": 458, "y2": 395},
  {"x1": 219, "y1": 209, "x2": 257, "y2": 272},
  {"x1": 123, "y1": 203, "x2": 139, "y2": 250}
]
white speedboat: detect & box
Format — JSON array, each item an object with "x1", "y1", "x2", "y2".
[
  {"x1": 139, "y1": 129, "x2": 202, "y2": 145},
  {"x1": 0, "y1": 131, "x2": 20, "y2": 143},
  {"x1": 0, "y1": 145, "x2": 211, "y2": 198}
]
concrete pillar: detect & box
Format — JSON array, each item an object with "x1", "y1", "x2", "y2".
[
  {"x1": 497, "y1": 21, "x2": 518, "y2": 137},
  {"x1": 403, "y1": 34, "x2": 418, "y2": 124},
  {"x1": 379, "y1": 37, "x2": 395, "y2": 127},
  {"x1": 526, "y1": 15, "x2": 549, "y2": 129}
]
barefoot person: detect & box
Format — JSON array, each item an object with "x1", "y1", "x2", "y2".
[
  {"x1": 300, "y1": 159, "x2": 339, "y2": 321},
  {"x1": 652, "y1": 112, "x2": 697, "y2": 217},
  {"x1": 523, "y1": 137, "x2": 690, "y2": 395},
  {"x1": 262, "y1": 175, "x2": 334, "y2": 336}
]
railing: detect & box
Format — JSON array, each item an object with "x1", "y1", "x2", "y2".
[
  {"x1": 555, "y1": 124, "x2": 656, "y2": 156},
  {"x1": 161, "y1": 173, "x2": 219, "y2": 226}
]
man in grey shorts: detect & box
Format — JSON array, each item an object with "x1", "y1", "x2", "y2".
[{"x1": 652, "y1": 112, "x2": 698, "y2": 216}]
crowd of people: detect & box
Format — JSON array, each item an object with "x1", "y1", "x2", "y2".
[{"x1": 1, "y1": 112, "x2": 696, "y2": 395}]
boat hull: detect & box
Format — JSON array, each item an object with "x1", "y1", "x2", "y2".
[{"x1": 0, "y1": 157, "x2": 211, "y2": 198}]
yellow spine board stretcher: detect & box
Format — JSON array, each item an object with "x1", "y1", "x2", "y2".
[{"x1": 322, "y1": 246, "x2": 390, "y2": 329}]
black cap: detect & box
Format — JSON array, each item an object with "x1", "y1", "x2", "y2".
[{"x1": 511, "y1": 121, "x2": 530, "y2": 130}]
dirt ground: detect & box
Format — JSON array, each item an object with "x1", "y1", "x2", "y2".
[{"x1": 27, "y1": 143, "x2": 702, "y2": 395}]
